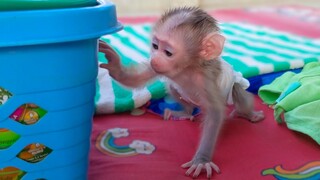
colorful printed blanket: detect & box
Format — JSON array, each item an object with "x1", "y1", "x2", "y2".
[{"x1": 95, "y1": 22, "x2": 320, "y2": 114}]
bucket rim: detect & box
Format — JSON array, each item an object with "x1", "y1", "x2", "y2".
[{"x1": 0, "y1": 0, "x2": 123, "y2": 47}]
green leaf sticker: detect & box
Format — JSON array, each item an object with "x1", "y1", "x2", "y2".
[{"x1": 0, "y1": 128, "x2": 20, "y2": 149}]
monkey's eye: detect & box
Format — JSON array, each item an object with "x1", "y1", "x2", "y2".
[
  {"x1": 152, "y1": 43, "x2": 158, "y2": 50},
  {"x1": 164, "y1": 50, "x2": 173, "y2": 57}
]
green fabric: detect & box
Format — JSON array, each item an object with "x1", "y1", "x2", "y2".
[
  {"x1": 258, "y1": 72, "x2": 296, "y2": 104},
  {"x1": 285, "y1": 100, "x2": 320, "y2": 144},
  {"x1": 258, "y1": 62, "x2": 320, "y2": 144},
  {"x1": 276, "y1": 62, "x2": 320, "y2": 113}
]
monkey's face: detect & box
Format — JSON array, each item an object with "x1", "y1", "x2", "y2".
[{"x1": 150, "y1": 32, "x2": 188, "y2": 77}]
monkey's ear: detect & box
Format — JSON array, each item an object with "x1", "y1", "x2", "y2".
[{"x1": 200, "y1": 33, "x2": 225, "y2": 60}]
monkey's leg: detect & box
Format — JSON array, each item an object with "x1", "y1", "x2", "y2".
[
  {"x1": 164, "y1": 86, "x2": 195, "y2": 121},
  {"x1": 231, "y1": 83, "x2": 265, "y2": 122},
  {"x1": 164, "y1": 106, "x2": 195, "y2": 121}
]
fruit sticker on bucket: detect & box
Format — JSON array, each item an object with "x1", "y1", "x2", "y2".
[
  {"x1": 0, "y1": 167, "x2": 26, "y2": 180},
  {"x1": 10, "y1": 104, "x2": 47, "y2": 125},
  {"x1": 0, "y1": 128, "x2": 20, "y2": 149},
  {"x1": 17, "y1": 143, "x2": 52, "y2": 163},
  {"x1": 0, "y1": 87, "x2": 12, "y2": 106}
]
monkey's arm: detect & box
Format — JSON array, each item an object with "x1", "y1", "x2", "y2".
[
  {"x1": 99, "y1": 40, "x2": 157, "y2": 88},
  {"x1": 182, "y1": 86, "x2": 225, "y2": 178},
  {"x1": 100, "y1": 61, "x2": 157, "y2": 88}
]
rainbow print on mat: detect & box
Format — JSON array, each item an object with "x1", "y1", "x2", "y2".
[
  {"x1": 262, "y1": 161, "x2": 320, "y2": 179},
  {"x1": 96, "y1": 128, "x2": 155, "y2": 157}
]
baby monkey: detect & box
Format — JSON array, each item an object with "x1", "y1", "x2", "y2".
[{"x1": 99, "y1": 7, "x2": 264, "y2": 178}]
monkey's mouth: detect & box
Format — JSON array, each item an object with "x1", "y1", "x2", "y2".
[
  {"x1": 151, "y1": 66, "x2": 162, "y2": 73},
  {"x1": 152, "y1": 66, "x2": 169, "y2": 75},
  {"x1": 150, "y1": 62, "x2": 165, "y2": 74}
]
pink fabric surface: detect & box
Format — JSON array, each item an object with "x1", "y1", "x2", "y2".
[{"x1": 89, "y1": 96, "x2": 319, "y2": 179}]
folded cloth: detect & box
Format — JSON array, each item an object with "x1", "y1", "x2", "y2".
[
  {"x1": 259, "y1": 62, "x2": 320, "y2": 144},
  {"x1": 285, "y1": 100, "x2": 320, "y2": 144}
]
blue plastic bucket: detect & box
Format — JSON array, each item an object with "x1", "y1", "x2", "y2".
[{"x1": 0, "y1": 1, "x2": 122, "y2": 179}]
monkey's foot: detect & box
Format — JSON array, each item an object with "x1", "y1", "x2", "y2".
[
  {"x1": 163, "y1": 109, "x2": 194, "y2": 121},
  {"x1": 181, "y1": 160, "x2": 220, "y2": 178},
  {"x1": 230, "y1": 110, "x2": 265, "y2": 122}
]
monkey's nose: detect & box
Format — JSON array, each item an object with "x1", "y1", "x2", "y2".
[
  {"x1": 150, "y1": 59, "x2": 158, "y2": 68},
  {"x1": 150, "y1": 60, "x2": 162, "y2": 73}
]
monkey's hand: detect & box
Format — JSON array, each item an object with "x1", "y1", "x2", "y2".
[
  {"x1": 98, "y1": 40, "x2": 122, "y2": 78},
  {"x1": 181, "y1": 158, "x2": 220, "y2": 178}
]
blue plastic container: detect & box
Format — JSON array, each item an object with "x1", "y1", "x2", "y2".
[{"x1": 0, "y1": 1, "x2": 122, "y2": 179}]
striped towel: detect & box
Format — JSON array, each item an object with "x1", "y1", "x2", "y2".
[{"x1": 95, "y1": 22, "x2": 320, "y2": 114}]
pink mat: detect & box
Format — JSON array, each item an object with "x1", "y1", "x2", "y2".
[{"x1": 89, "y1": 96, "x2": 319, "y2": 179}]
